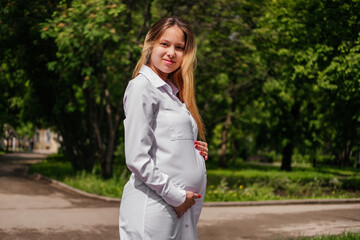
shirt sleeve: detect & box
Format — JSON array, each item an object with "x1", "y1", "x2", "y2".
[{"x1": 123, "y1": 77, "x2": 186, "y2": 207}]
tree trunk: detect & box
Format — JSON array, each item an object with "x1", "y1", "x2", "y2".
[
  {"x1": 55, "y1": 113, "x2": 96, "y2": 173},
  {"x1": 98, "y1": 87, "x2": 123, "y2": 179},
  {"x1": 311, "y1": 150, "x2": 317, "y2": 168},
  {"x1": 100, "y1": 129, "x2": 115, "y2": 179},
  {"x1": 357, "y1": 143, "x2": 360, "y2": 169},
  {"x1": 102, "y1": 151, "x2": 114, "y2": 179},
  {"x1": 281, "y1": 142, "x2": 293, "y2": 171},
  {"x1": 6, "y1": 137, "x2": 10, "y2": 152},
  {"x1": 339, "y1": 140, "x2": 353, "y2": 168},
  {"x1": 280, "y1": 102, "x2": 300, "y2": 171},
  {"x1": 62, "y1": 133, "x2": 95, "y2": 172}
]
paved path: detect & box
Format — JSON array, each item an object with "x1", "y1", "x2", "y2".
[{"x1": 0, "y1": 152, "x2": 359, "y2": 240}]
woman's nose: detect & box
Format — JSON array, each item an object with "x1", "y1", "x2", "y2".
[{"x1": 167, "y1": 46, "x2": 175, "y2": 58}]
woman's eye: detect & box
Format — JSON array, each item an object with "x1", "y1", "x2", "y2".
[
  {"x1": 176, "y1": 46, "x2": 184, "y2": 50},
  {"x1": 160, "y1": 43, "x2": 168, "y2": 46}
]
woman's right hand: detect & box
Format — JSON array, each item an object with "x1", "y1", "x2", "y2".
[{"x1": 173, "y1": 191, "x2": 201, "y2": 218}]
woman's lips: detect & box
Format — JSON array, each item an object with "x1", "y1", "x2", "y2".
[{"x1": 163, "y1": 59, "x2": 174, "y2": 65}]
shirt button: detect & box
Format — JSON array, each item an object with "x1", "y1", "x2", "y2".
[{"x1": 185, "y1": 224, "x2": 189, "y2": 228}]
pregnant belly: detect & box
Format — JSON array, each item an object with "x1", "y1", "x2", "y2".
[
  {"x1": 165, "y1": 151, "x2": 207, "y2": 193},
  {"x1": 180, "y1": 163, "x2": 207, "y2": 192}
]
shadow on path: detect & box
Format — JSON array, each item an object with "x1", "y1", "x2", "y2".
[{"x1": 0, "y1": 152, "x2": 48, "y2": 176}]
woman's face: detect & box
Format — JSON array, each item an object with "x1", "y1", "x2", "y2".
[{"x1": 149, "y1": 26, "x2": 185, "y2": 81}]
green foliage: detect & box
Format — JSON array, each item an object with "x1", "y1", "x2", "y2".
[
  {"x1": 206, "y1": 179, "x2": 280, "y2": 202},
  {"x1": 291, "y1": 231, "x2": 360, "y2": 240},
  {"x1": 63, "y1": 170, "x2": 128, "y2": 198},
  {"x1": 341, "y1": 177, "x2": 360, "y2": 190},
  {"x1": 15, "y1": 122, "x2": 36, "y2": 139},
  {"x1": 2, "y1": 0, "x2": 360, "y2": 175},
  {"x1": 0, "y1": 0, "x2": 59, "y2": 127},
  {"x1": 40, "y1": 0, "x2": 136, "y2": 99},
  {"x1": 18, "y1": 0, "x2": 151, "y2": 177},
  {"x1": 28, "y1": 153, "x2": 130, "y2": 198},
  {"x1": 190, "y1": 0, "x2": 268, "y2": 167},
  {"x1": 249, "y1": 0, "x2": 360, "y2": 169},
  {"x1": 28, "y1": 154, "x2": 75, "y2": 179},
  {"x1": 0, "y1": 61, "x2": 28, "y2": 134},
  {"x1": 204, "y1": 162, "x2": 360, "y2": 201},
  {"x1": 29, "y1": 155, "x2": 360, "y2": 202}
]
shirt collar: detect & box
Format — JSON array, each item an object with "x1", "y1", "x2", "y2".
[
  {"x1": 166, "y1": 79, "x2": 179, "y2": 95},
  {"x1": 139, "y1": 65, "x2": 179, "y2": 96},
  {"x1": 139, "y1": 65, "x2": 166, "y2": 88}
]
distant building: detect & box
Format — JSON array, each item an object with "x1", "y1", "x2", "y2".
[
  {"x1": 33, "y1": 129, "x2": 60, "y2": 153},
  {"x1": 1, "y1": 126, "x2": 59, "y2": 153}
]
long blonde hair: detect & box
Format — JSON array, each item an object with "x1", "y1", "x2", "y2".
[{"x1": 133, "y1": 17, "x2": 205, "y2": 140}]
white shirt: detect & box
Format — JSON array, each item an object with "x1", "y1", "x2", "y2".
[{"x1": 123, "y1": 65, "x2": 207, "y2": 207}]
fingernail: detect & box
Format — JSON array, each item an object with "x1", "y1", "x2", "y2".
[
  {"x1": 195, "y1": 145, "x2": 198, "y2": 148},
  {"x1": 200, "y1": 151, "x2": 202, "y2": 154},
  {"x1": 198, "y1": 194, "x2": 201, "y2": 198},
  {"x1": 194, "y1": 141, "x2": 198, "y2": 144}
]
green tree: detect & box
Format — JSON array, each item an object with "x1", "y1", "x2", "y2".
[
  {"x1": 318, "y1": 41, "x2": 360, "y2": 167},
  {"x1": 256, "y1": 0, "x2": 360, "y2": 170},
  {"x1": 40, "y1": 0, "x2": 157, "y2": 178},
  {"x1": 195, "y1": 0, "x2": 267, "y2": 168},
  {"x1": 0, "y1": 0, "x2": 58, "y2": 150},
  {"x1": 160, "y1": 0, "x2": 267, "y2": 167},
  {"x1": 1, "y1": 0, "x2": 151, "y2": 177}
]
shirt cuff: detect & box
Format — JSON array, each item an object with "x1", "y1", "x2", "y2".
[{"x1": 162, "y1": 184, "x2": 186, "y2": 207}]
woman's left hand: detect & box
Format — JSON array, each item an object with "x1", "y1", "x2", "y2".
[{"x1": 195, "y1": 141, "x2": 208, "y2": 161}]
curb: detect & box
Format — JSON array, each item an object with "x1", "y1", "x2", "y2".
[
  {"x1": 29, "y1": 173, "x2": 121, "y2": 203},
  {"x1": 203, "y1": 198, "x2": 360, "y2": 207},
  {"x1": 29, "y1": 173, "x2": 360, "y2": 207}
]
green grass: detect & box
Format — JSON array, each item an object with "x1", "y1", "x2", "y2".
[
  {"x1": 204, "y1": 167, "x2": 359, "y2": 201},
  {"x1": 28, "y1": 154, "x2": 360, "y2": 202},
  {"x1": 63, "y1": 170, "x2": 128, "y2": 198},
  {"x1": 28, "y1": 154, "x2": 129, "y2": 199},
  {"x1": 289, "y1": 231, "x2": 360, "y2": 239}
]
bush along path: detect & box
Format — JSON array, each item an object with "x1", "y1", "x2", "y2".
[{"x1": 27, "y1": 154, "x2": 360, "y2": 202}]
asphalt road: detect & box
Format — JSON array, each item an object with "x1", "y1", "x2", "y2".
[{"x1": 0, "y1": 152, "x2": 359, "y2": 240}]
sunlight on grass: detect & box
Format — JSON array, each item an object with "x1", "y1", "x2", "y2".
[
  {"x1": 290, "y1": 231, "x2": 360, "y2": 240},
  {"x1": 63, "y1": 170, "x2": 128, "y2": 198},
  {"x1": 28, "y1": 154, "x2": 360, "y2": 202}
]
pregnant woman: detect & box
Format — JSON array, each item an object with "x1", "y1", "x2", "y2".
[{"x1": 119, "y1": 17, "x2": 208, "y2": 240}]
